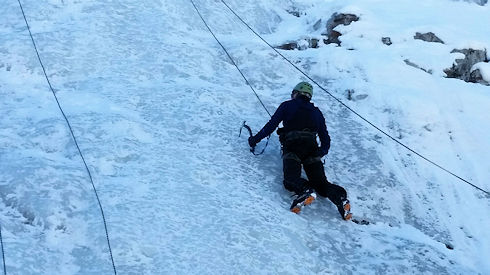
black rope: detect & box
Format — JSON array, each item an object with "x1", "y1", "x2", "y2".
[
  {"x1": 0, "y1": 224, "x2": 6, "y2": 275},
  {"x1": 219, "y1": 0, "x2": 489, "y2": 197},
  {"x1": 16, "y1": 1, "x2": 118, "y2": 273},
  {"x1": 190, "y1": 0, "x2": 273, "y2": 155},
  {"x1": 189, "y1": 0, "x2": 272, "y2": 118}
]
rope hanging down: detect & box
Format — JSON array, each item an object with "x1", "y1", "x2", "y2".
[
  {"x1": 190, "y1": 0, "x2": 271, "y2": 118},
  {"x1": 1, "y1": 224, "x2": 6, "y2": 275},
  {"x1": 16, "y1": 1, "x2": 118, "y2": 273},
  {"x1": 218, "y1": 0, "x2": 489, "y2": 197},
  {"x1": 189, "y1": 0, "x2": 272, "y2": 154}
]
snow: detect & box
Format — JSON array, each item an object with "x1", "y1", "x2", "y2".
[
  {"x1": 1, "y1": 0, "x2": 489, "y2": 274},
  {"x1": 472, "y1": 62, "x2": 490, "y2": 82}
]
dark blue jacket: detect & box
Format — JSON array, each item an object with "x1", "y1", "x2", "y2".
[{"x1": 254, "y1": 97, "x2": 331, "y2": 156}]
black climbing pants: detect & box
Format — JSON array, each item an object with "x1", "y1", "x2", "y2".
[{"x1": 281, "y1": 131, "x2": 347, "y2": 205}]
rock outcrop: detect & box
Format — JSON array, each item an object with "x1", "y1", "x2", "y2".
[
  {"x1": 444, "y1": 49, "x2": 489, "y2": 85},
  {"x1": 414, "y1": 32, "x2": 444, "y2": 44},
  {"x1": 323, "y1": 13, "x2": 360, "y2": 45},
  {"x1": 276, "y1": 12, "x2": 358, "y2": 50}
]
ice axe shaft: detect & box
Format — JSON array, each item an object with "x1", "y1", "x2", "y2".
[{"x1": 239, "y1": 121, "x2": 269, "y2": 155}]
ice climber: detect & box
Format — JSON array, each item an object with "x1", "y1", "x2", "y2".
[{"x1": 247, "y1": 82, "x2": 352, "y2": 220}]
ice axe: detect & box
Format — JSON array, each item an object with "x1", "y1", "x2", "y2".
[{"x1": 239, "y1": 121, "x2": 269, "y2": 155}]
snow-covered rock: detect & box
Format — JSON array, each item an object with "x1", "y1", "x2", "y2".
[
  {"x1": 323, "y1": 13, "x2": 359, "y2": 45},
  {"x1": 445, "y1": 48, "x2": 489, "y2": 84}
]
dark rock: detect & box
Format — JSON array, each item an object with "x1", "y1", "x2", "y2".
[
  {"x1": 330, "y1": 13, "x2": 359, "y2": 27},
  {"x1": 414, "y1": 32, "x2": 444, "y2": 44},
  {"x1": 309, "y1": 38, "x2": 319, "y2": 49},
  {"x1": 277, "y1": 42, "x2": 298, "y2": 50},
  {"x1": 323, "y1": 13, "x2": 359, "y2": 46},
  {"x1": 469, "y1": 69, "x2": 488, "y2": 85},
  {"x1": 382, "y1": 37, "x2": 392, "y2": 46},
  {"x1": 346, "y1": 89, "x2": 354, "y2": 100},
  {"x1": 404, "y1": 59, "x2": 433, "y2": 74},
  {"x1": 346, "y1": 89, "x2": 368, "y2": 101},
  {"x1": 277, "y1": 12, "x2": 359, "y2": 50},
  {"x1": 461, "y1": 0, "x2": 488, "y2": 5},
  {"x1": 276, "y1": 38, "x2": 319, "y2": 51},
  {"x1": 444, "y1": 48, "x2": 489, "y2": 85},
  {"x1": 352, "y1": 219, "x2": 370, "y2": 225},
  {"x1": 324, "y1": 30, "x2": 342, "y2": 45},
  {"x1": 287, "y1": 9, "x2": 301, "y2": 17},
  {"x1": 445, "y1": 243, "x2": 454, "y2": 250}
]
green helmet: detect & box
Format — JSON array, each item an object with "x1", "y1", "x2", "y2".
[{"x1": 293, "y1": 81, "x2": 313, "y2": 99}]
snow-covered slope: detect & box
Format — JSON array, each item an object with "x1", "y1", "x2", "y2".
[{"x1": 1, "y1": 0, "x2": 489, "y2": 274}]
